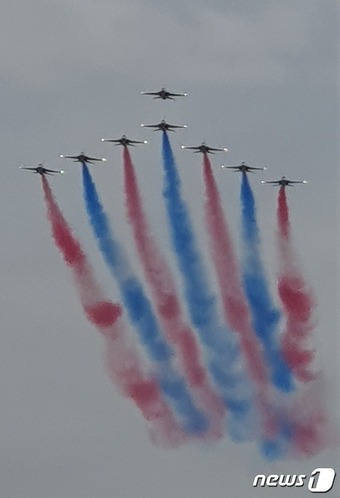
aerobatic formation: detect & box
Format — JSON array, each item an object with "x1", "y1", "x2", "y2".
[{"x1": 21, "y1": 87, "x2": 332, "y2": 459}]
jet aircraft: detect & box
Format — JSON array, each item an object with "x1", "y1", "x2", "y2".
[
  {"x1": 181, "y1": 142, "x2": 228, "y2": 154},
  {"x1": 101, "y1": 135, "x2": 148, "y2": 147},
  {"x1": 261, "y1": 176, "x2": 307, "y2": 187},
  {"x1": 20, "y1": 164, "x2": 64, "y2": 176},
  {"x1": 221, "y1": 161, "x2": 266, "y2": 173},
  {"x1": 141, "y1": 87, "x2": 188, "y2": 100},
  {"x1": 141, "y1": 119, "x2": 187, "y2": 132},
  {"x1": 59, "y1": 153, "x2": 107, "y2": 165}
]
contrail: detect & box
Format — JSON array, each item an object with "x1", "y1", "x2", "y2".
[
  {"x1": 162, "y1": 132, "x2": 257, "y2": 441},
  {"x1": 123, "y1": 147, "x2": 225, "y2": 440},
  {"x1": 277, "y1": 186, "x2": 316, "y2": 382},
  {"x1": 240, "y1": 173, "x2": 293, "y2": 392},
  {"x1": 81, "y1": 164, "x2": 208, "y2": 434},
  {"x1": 41, "y1": 175, "x2": 184, "y2": 446}
]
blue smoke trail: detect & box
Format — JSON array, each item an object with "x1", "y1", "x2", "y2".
[
  {"x1": 81, "y1": 164, "x2": 208, "y2": 434},
  {"x1": 161, "y1": 133, "x2": 256, "y2": 441},
  {"x1": 240, "y1": 173, "x2": 293, "y2": 393}
]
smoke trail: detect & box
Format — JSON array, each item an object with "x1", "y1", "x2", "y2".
[
  {"x1": 271, "y1": 374, "x2": 333, "y2": 459},
  {"x1": 81, "y1": 164, "x2": 208, "y2": 434},
  {"x1": 41, "y1": 175, "x2": 184, "y2": 446},
  {"x1": 203, "y1": 155, "x2": 268, "y2": 385},
  {"x1": 123, "y1": 147, "x2": 225, "y2": 440},
  {"x1": 277, "y1": 187, "x2": 316, "y2": 382},
  {"x1": 161, "y1": 132, "x2": 257, "y2": 441},
  {"x1": 240, "y1": 173, "x2": 293, "y2": 392}
]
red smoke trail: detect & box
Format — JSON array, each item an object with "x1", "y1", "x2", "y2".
[
  {"x1": 277, "y1": 186, "x2": 316, "y2": 382},
  {"x1": 203, "y1": 155, "x2": 268, "y2": 386},
  {"x1": 42, "y1": 176, "x2": 185, "y2": 446},
  {"x1": 123, "y1": 148, "x2": 225, "y2": 440}
]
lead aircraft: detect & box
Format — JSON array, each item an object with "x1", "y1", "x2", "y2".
[{"x1": 141, "y1": 87, "x2": 187, "y2": 100}]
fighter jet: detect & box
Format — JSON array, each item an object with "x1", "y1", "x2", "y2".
[
  {"x1": 20, "y1": 164, "x2": 64, "y2": 175},
  {"x1": 181, "y1": 142, "x2": 228, "y2": 154},
  {"x1": 261, "y1": 176, "x2": 308, "y2": 187},
  {"x1": 101, "y1": 135, "x2": 148, "y2": 147},
  {"x1": 59, "y1": 153, "x2": 107, "y2": 165},
  {"x1": 141, "y1": 119, "x2": 188, "y2": 132},
  {"x1": 221, "y1": 161, "x2": 266, "y2": 173},
  {"x1": 141, "y1": 87, "x2": 188, "y2": 100}
]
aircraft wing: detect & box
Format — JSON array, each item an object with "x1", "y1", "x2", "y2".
[
  {"x1": 181, "y1": 145, "x2": 199, "y2": 150},
  {"x1": 288, "y1": 180, "x2": 307, "y2": 184},
  {"x1": 241, "y1": 166, "x2": 266, "y2": 173},
  {"x1": 222, "y1": 166, "x2": 243, "y2": 171},
  {"x1": 261, "y1": 180, "x2": 279, "y2": 184},
  {"x1": 101, "y1": 138, "x2": 120, "y2": 143},
  {"x1": 45, "y1": 168, "x2": 64, "y2": 174},
  {"x1": 86, "y1": 156, "x2": 106, "y2": 162},
  {"x1": 20, "y1": 167, "x2": 37, "y2": 171},
  {"x1": 60, "y1": 155, "x2": 79, "y2": 159},
  {"x1": 141, "y1": 91, "x2": 159, "y2": 96},
  {"x1": 168, "y1": 92, "x2": 187, "y2": 97},
  {"x1": 209, "y1": 147, "x2": 228, "y2": 152},
  {"x1": 228, "y1": 166, "x2": 249, "y2": 170},
  {"x1": 167, "y1": 125, "x2": 186, "y2": 131}
]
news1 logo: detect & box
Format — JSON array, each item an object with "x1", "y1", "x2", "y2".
[
  {"x1": 308, "y1": 469, "x2": 336, "y2": 493},
  {"x1": 253, "y1": 468, "x2": 336, "y2": 493}
]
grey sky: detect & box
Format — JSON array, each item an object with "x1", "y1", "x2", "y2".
[{"x1": 0, "y1": 1, "x2": 338, "y2": 497}]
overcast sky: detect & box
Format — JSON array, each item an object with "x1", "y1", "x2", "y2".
[{"x1": 0, "y1": 1, "x2": 338, "y2": 497}]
